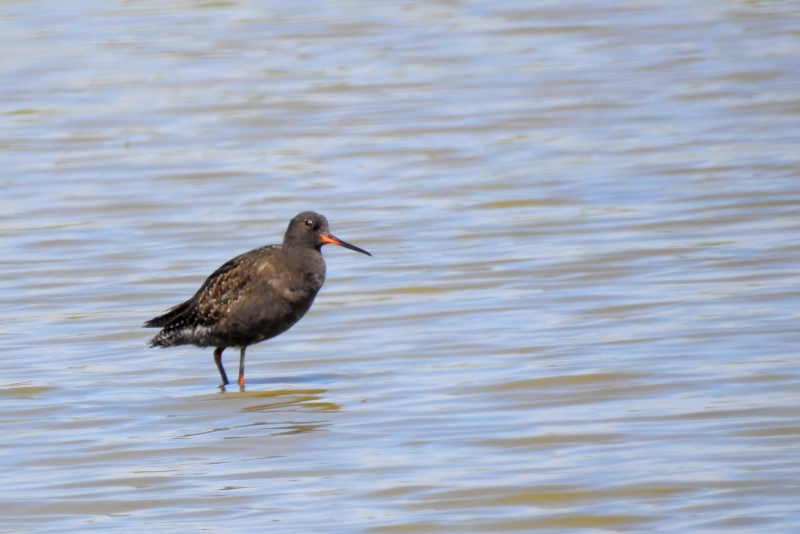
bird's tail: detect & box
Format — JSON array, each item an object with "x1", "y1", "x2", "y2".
[
  {"x1": 145, "y1": 300, "x2": 196, "y2": 347},
  {"x1": 145, "y1": 299, "x2": 193, "y2": 329},
  {"x1": 148, "y1": 327, "x2": 188, "y2": 348}
]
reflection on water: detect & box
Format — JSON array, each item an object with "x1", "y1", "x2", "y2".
[{"x1": 2, "y1": 0, "x2": 800, "y2": 532}]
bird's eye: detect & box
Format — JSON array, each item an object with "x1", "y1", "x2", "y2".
[{"x1": 304, "y1": 220, "x2": 313, "y2": 227}]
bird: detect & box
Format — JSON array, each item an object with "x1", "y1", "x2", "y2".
[{"x1": 145, "y1": 211, "x2": 371, "y2": 388}]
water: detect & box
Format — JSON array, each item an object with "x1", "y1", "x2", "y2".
[{"x1": 2, "y1": 0, "x2": 799, "y2": 532}]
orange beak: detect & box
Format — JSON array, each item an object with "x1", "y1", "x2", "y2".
[{"x1": 319, "y1": 233, "x2": 371, "y2": 256}]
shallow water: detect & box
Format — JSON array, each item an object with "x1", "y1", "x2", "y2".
[{"x1": 2, "y1": 0, "x2": 800, "y2": 532}]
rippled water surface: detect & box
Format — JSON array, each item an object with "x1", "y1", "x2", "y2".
[{"x1": 2, "y1": 1, "x2": 800, "y2": 532}]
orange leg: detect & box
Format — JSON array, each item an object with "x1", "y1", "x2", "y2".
[{"x1": 238, "y1": 347, "x2": 246, "y2": 389}]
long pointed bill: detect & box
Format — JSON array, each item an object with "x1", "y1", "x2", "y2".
[{"x1": 319, "y1": 233, "x2": 372, "y2": 256}]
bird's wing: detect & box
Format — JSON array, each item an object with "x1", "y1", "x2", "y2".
[{"x1": 145, "y1": 246, "x2": 280, "y2": 329}]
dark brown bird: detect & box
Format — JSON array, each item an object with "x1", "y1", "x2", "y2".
[{"x1": 145, "y1": 211, "x2": 371, "y2": 388}]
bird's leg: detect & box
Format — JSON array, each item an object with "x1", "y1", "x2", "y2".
[
  {"x1": 238, "y1": 347, "x2": 246, "y2": 389},
  {"x1": 214, "y1": 347, "x2": 229, "y2": 385}
]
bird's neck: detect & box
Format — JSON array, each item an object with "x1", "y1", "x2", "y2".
[{"x1": 284, "y1": 245, "x2": 323, "y2": 273}]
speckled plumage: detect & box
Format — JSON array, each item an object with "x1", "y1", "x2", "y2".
[{"x1": 145, "y1": 212, "x2": 371, "y2": 388}]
